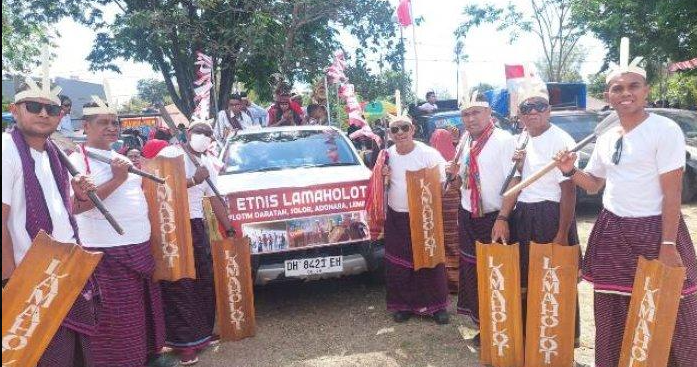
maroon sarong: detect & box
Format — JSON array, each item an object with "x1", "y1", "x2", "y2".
[
  {"x1": 456, "y1": 207, "x2": 498, "y2": 325},
  {"x1": 510, "y1": 200, "x2": 579, "y2": 288},
  {"x1": 86, "y1": 241, "x2": 165, "y2": 367},
  {"x1": 159, "y1": 219, "x2": 216, "y2": 348},
  {"x1": 384, "y1": 209, "x2": 448, "y2": 315},
  {"x1": 36, "y1": 326, "x2": 92, "y2": 367},
  {"x1": 584, "y1": 209, "x2": 697, "y2": 366}
]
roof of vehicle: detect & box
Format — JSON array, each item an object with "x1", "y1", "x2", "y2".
[
  {"x1": 233, "y1": 125, "x2": 344, "y2": 136},
  {"x1": 550, "y1": 109, "x2": 600, "y2": 116}
]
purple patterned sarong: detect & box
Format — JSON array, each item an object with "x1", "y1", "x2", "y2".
[
  {"x1": 159, "y1": 219, "x2": 216, "y2": 348},
  {"x1": 384, "y1": 208, "x2": 449, "y2": 315},
  {"x1": 456, "y1": 207, "x2": 498, "y2": 325},
  {"x1": 85, "y1": 241, "x2": 166, "y2": 367},
  {"x1": 584, "y1": 209, "x2": 697, "y2": 366}
]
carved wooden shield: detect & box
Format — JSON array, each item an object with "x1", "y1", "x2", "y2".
[
  {"x1": 476, "y1": 242, "x2": 525, "y2": 367},
  {"x1": 525, "y1": 243, "x2": 580, "y2": 366},
  {"x1": 618, "y1": 257, "x2": 685, "y2": 367},
  {"x1": 142, "y1": 155, "x2": 196, "y2": 281},
  {"x1": 211, "y1": 237, "x2": 256, "y2": 342},
  {"x1": 2, "y1": 231, "x2": 103, "y2": 367},
  {"x1": 406, "y1": 166, "x2": 446, "y2": 270}
]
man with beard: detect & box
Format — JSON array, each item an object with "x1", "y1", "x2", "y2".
[{"x1": 555, "y1": 38, "x2": 697, "y2": 366}]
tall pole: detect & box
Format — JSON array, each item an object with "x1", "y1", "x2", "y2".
[
  {"x1": 400, "y1": 27, "x2": 406, "y2": 97},
  {"x1": 409, "y1": 0, "x2": 419, "y2": 107},
  {"x1": 325, "y1": 76, "x2": 332, "y2": 126}
]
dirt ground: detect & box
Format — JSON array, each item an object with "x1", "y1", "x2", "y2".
[{"x1": 202, "y1": 203, "x2": 697, "y2": 367}]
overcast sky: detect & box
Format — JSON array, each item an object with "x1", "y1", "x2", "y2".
[{"x1": 45, "y1": 0, "x2": 608, "y2": 105}]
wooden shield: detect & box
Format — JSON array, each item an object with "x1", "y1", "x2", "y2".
[
  {"x1": 618, "y1": 257, "x2": 686, "y2": 367},
  {"x1": 476, "y1": 242, "x2": 525, "y2": 367},
  {"x1": 2, "y1": 231, "x2": 103, "y2": 367},
  {"x1": 406, "y1": 166, "x2": 446, "y2": 270},
  {"x1": 211, "y1": 237, "x2": 256, "y2": 342},
  {"x1": 525, "y1": 243, "x2": 579, "y2": 366},
  {"x1": 142, "y1": 155, "x2": 196, "y2": 281}
]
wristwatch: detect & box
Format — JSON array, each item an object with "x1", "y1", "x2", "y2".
[{"x1": 562, "y1": 167, "x2": 577, "y2": 178}]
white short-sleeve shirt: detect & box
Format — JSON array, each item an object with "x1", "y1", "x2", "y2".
[
  {"x1": 2, "y1": 133, "x2": 76, "y2": 265},
  {"x1": 69, "y1": 147, "x2": 151, "y2": 247},
  {"x1": 518, "y1": 124, "x2": 577, "y2": 203},
  {"x1": 585, "y1": 113, "x2": 686, "y2": 217},
  {"x1": 459, "y1": 128, "x2": 516, "y2": 213},
  {"x1": 158, "y1": 145, "x2": 221, "y2": 219},
  {"x1": 387, "y1": 141, "x2": 447, "y2": 212}
]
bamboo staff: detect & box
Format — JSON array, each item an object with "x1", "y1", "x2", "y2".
[{"x1": 499, "y1": 130, "x2": 529, "y2": 196}]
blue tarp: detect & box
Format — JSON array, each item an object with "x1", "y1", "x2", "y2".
[
  {"x1": 485, "y1": 83, "x2": 587, "y2": 117},
  {"x1": 484, "y1": 89, "x2": 510, "y2": 117}
]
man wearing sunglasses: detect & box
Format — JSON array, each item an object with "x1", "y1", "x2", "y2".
[
  {"x1": 157, "y1": 120, "x2": 235, "y2": 365},
  {"x1": 445, "y1": 92, "x2": 516, "y2": 345},
  {"x1": 68, "y1": 101, "x2": 176, "y2": 367},
  {"x1": 382, "y1": 116, "x2": 450, "y2": 325},
  {"x1": 2, "y1": 80, "x2": 97, "y2": 365},
  {"x1": 555, "y1": 40, "x2": 697, "y2": 366}
]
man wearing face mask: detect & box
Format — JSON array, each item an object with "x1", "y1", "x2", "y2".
[
  {"x1": 445, "y1": 92, "x2": 516, "y2": 344},
  {"x1": 69, "y1": 100, "x2": 175, "y2": 367},
  {"x1": 157, "y1": 120, "x2": 235, "y2": 365},
  {"x1": 382, "y1": 115, "x2": 450, "y2": 325}
]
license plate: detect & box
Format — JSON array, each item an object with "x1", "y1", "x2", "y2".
[{"x1": 284, "y1": 256, "x2": 343, "y2": 277}]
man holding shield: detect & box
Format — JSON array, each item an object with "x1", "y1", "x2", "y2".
[
  {"x1": 555, "y1": 39, "x2": 697, "y2": 366},
  {"x1": 382, "y1": 115, "x2": 450, "y2": 324}
]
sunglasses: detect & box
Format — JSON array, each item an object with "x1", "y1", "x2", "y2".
[
  {"x1": 612, "y1": 136, "x2": 623, "y2": 165},
  {"x1": 21, "y1": 101, "x2": 62, "y2": 117},
  {"x1": 519, "y1": 101, "x2": 549, "y2": 115},
  {"x1": 390, "y1": 124, "x2": 411, "y2": 134}
]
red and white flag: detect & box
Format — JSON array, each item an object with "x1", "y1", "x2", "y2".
[
  {"x1": 193, "y1": 51, "x2": 213, "y2": 120},
  {"x1": 396, "y1": 0, "x2": 412, "y2": 27}
]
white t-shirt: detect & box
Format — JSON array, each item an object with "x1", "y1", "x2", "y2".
[
  {"x1": 69, "y1": 147, "x2": 151, "y2": 247},
  {"x1": 2, "y1": 133, "x2": 76, "y2": 265},
  {"x1": 215, "y1": 110, "x2": 259, "y2": 140},
  {"x1": 158, "y1": 145, "x2": 220, "y2": 219},
  {"x1": 518, "y1": 124, "x2": 577, "y2": 203},
  {"x1": 387, "y1": 141, "x2": 447, "y2": 212},
  {"x1": 419, "y1": 102, "x2": 438, "y2": 113},
  {"x1": 585, "y1": 113, "x2": 686, "y2": 217},
  {"x1": 459, "y1": 128, "x2": 516, "y2": 213}
]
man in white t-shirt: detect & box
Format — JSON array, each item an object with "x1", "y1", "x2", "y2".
[
  {"x1": 69, "y1": 100, "x2": 176, "y2": 367},
  {"x1": 555, "y1": 39, "x2": 697, "y2": 366},
  {"x1": 382, "y1": 115, "x2": 450, "y2": 325},
  {"x1": 2, "y1": 79, "x2": 96, "y2": 366},
  {"x1": 418, "y1": 91, "x2": 438, "y2": 113},
  {"x1": 157, "y1": 120, "x2": 235, "y2": 365},
  {"x1": 214, "y1": 93, "x2": 258, "y2": 141},
  {"x1": 445, "y1": 92, "x2": 516, "y2": 344}
]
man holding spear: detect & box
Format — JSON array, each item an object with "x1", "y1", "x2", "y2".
[
  {"x1": 446, "y1": 91, "x2": 516, "y2": 343},
  {"x1": 2, "y1": 64, "x2": 98, "y2": 365},
  {"x1": 69, "y1": 97, "x2": 175, "y2": 367},
  {"x1": 555, "y1": 38, "x2": 697, "y2": 366}
]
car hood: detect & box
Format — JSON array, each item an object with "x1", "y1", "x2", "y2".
[{"x1": 217, "y1": 164, "x2": 372, "y2": 195}]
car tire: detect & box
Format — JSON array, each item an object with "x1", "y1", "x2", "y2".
[{"x1": 682, "y1": 168, "x2": 696, "y2": 203}]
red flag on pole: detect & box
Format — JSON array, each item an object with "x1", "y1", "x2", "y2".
[
  {"x1": 397, "y1": 0, "x2": 412, "y2": 27},
  {"x1": 505, "y1": 64, "x2": 525, "y2": 79}
]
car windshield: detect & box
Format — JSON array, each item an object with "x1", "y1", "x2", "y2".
[
  {"x1": 551, "y1": 114, "x2": 598, "y2": 142},
  {"x1": 221, "y1": 129, "x2": 360, "y2": 174}
]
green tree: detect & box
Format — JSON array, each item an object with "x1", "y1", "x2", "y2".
[
  {"x1": 24, "y1": 0, "x2": 401, "y2": 118},
  {"x1": 2, "y1": 1, "x2": 52, "y2": 72},
  {"x1": 571, "y1": 0, "x2": 697, "y2": 81},
  {"x1": 119, "y1": 97, "x2": 150, "y2": 114},
  {"x1": 651, "y1": 73, "x2": 697, "y2": 108},
  {"x1": 136, "y1": 78, "x2": 171, "y2": 105},
  {"x1": 586, "y1": 71, "x2": 607, "y2": 99},
  {"x1": 456, "y1": 0, "x2": 585, "y2": 82},
  {"x1": 344, "y1": 49, "x2": 412, "y2": 103}
]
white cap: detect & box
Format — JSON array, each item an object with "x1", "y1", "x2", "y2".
[
  {"x1": 459, "y1": 69, "x2": 490, "y2": 111},
  {"x1": 517, "y1": 65, "x2": 548, "y2": 105},
  {"x1": 14, "y1": 49, "x2": 62, "y2": 105},
  {"x1": 606, "y1": 37, "x2": 646, "y2": 84},
  {"x1": 82, "y1": 80, "x2": 117, "y2": 116}
]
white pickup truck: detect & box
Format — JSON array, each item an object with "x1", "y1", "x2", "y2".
[{"x1": 217, "y1": 126, "x2": 383, "y2": 285}]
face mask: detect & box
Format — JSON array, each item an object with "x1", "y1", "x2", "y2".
[{"x1": 189, "y1": 133, "x2": 212, "y2": 153}]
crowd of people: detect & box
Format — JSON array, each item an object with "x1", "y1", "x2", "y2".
[{"x1": 2, "y1": 39, "x2": 696, "y2": 367}]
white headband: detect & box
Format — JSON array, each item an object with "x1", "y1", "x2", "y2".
[
  {"x1": 606, "y1": 37, "x2": 646, "y2": 84},
  {"x1": 14, "y1": 49, "x2": 61, "y2": 105},
  {"x1": 82, "y1": 79, "x2": 117, "y2": 116},
  {"x1": 517, "y1": 65, "x2": 548, "y2": 105},
  {"x1": 459, "y1": 69, "x2": 490, "y2": 111}
]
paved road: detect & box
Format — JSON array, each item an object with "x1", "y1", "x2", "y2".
[{"x1": 200, "y1": 203, "x2": 697, "y2": 366}]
